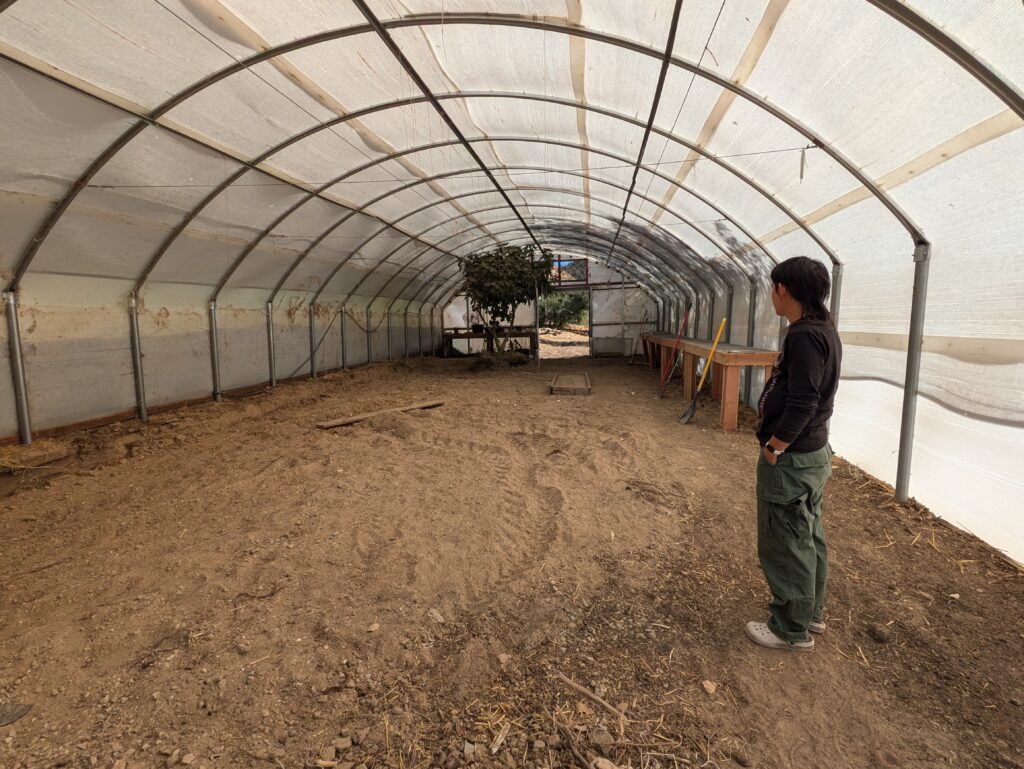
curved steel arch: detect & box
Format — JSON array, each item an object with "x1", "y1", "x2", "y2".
[
  {"x1": 417, "y1": 223, "x2": 706, "y2": 319},
  {"x1": 367, "y1": 202, "x2": 692, "y2": 323},
  {"x1": 409, "y1": 216, "x2": 698, "y2": 311},
  {"x1": 315, "y1": 163, "x2": 738, "y2": 307},
  {"x1": 392, "y1": 217, "x2": 689, "y2": 313},
  {"x1": 12, "y1": 4, "x2": 951, "y2": 293},
  {"x1": 217, "y1": 91, "x2": 838, "y2": 302},
  {"x1": 297, "y1": 180, "x2": 723, "y2": 314},
  {"x1": 354, "y1": 183, "x2": 737, "y2": 333},
  {"x1": 378, "y1": 205, "x2": 689, "y2": 312},
  {"x1": 224, "y1": 129, "x2": 782, "y2": 303},
  {"x1": 304, "y1": 176, "x2": 724, "y2": 312}
]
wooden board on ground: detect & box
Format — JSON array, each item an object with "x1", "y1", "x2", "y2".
[
  {"x1": 549, "y1": 372, "x2": 591, "y2": 395},
  {"x1": 316, "y1": 400, "x2": 445, "y2": 429}
]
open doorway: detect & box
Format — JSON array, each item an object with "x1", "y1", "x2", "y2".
[{"x1": 538, "y1": 288, "x2": 590, "y2": 358}]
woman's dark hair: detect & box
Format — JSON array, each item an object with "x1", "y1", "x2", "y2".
[{"x1": 771, "y1": 256, "x2": 831, "y2": 321}]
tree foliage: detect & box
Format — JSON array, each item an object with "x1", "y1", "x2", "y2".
[
  {"x1": 539, "y1": 290, "x2": 589, "y2": 328},
  {"x1": 458, "y1": 244, "x2": 553, "y2": 349}
]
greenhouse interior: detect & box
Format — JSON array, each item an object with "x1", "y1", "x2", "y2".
[{"x1": 0, "y1": 1, "x2": 1021, "y2": 767}]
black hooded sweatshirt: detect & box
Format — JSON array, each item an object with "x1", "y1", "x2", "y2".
[{"x1": 757, "y1": 317, "x2": 842, "y2": 453}]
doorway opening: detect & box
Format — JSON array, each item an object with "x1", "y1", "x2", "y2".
[{"x1": 538, "y1": 288, "x2": 590, "y2": 359}]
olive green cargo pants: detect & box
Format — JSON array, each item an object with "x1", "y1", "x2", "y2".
[{"x1": 755, "y1": 444, "x2": 832, "y2": 643}]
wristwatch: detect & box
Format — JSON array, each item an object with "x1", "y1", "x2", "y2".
[{"x1": 764, "y1": 442, "x2": 784, "y2": 456}]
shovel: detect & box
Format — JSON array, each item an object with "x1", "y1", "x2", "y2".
[{"x1": 679, "y1": 318, "x2": 727, "y2": 424}]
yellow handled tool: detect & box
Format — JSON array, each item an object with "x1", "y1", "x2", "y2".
[{"x1": 679, "y1": 318, "x2": 727, "y2": 424}]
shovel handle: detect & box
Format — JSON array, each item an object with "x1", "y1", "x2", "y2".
[{"x1": 695, "y1": 318, "x2": 727, "y2": 393}]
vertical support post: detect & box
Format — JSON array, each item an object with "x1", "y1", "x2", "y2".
[
  {"x1": 620, "y1": 274, "x2": 626, "y2": 356},
  {"x1": 724, "y1": 286, "x2": 734, "y2": 342},
  {"x1": 896, "y1": 244, "x2": 931, "y2": 502},
  {"x1": 709, "y1": 292, "x2": 717, "y2": 341},
  {"x1": 386, "y1": 308, "x2": 392, "y2": 361},
  {"x1": 266, "y1": 301, "x2": 276, "y2": 388},
  {"x1": 340, "y1": 306, "x2": 348, "y2": 369},
  {"x1": 404, "y1": 309, "x2": 410, "y2": 359},
  {"x1": 534, "y1": 285, "x2": 540, "y2": 359},
  {"x1": 366, "y1": 306, "x2": 372, "y2": 363},
  {"x1": 308, "y1": 303, "x2": 317, "y2": 379},
  {"x1": 744, "y1": 280, "x2": 758, "y2": 406},
  {"x1": 208, "y1": 301, "x2": 222, "y2": 401},
  {"x1": 5, "y1": 292, "x2": 32, "y2": 444},
  {"x1": 588, "y1": 287, "x2": 594, "y2": 358},
  {"x1": 830, "y1": 263, "x2": 844, "y2": 329},
  {"x1": 128, "y1": 294, "x2": 148, "y2": 422},
  {"x1": 418, "y1": 309, "x2": 425, "y2": 358}
]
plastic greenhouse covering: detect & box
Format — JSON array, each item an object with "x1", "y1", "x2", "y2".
[{"x1": 0, "y1": 0, "x2": 1021, "y2": 560}]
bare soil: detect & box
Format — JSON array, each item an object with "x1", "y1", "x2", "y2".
[
  {"x1": 1, "y1": 357, "x2": 1021, "y2": 769},
  {"x1": 539, "y1": 326, "x2": 589, "y2": 359}
]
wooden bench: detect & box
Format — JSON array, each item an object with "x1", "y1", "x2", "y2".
[{"x1": 642, "y1": 333, "x2": 778, "y2": 431}]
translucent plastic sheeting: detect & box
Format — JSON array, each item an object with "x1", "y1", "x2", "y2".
[
  {"x1": 32, "y1": 126, "x2": 243, "y2": 280},
  {"x1": 0, "y1": 0, "x2": 242, "y2": 110},
  {"x1": 341, "y1": 307, "x2": 370, "y2": 368},
  {"x1": 591, "y1": 285, "x2": 657, "y2": 358},
  {"x1": 278, "y1": 212, "x2": 385, "y2": 295},
  {"x1": 149, "y1": 170, "x2": 308, "y2": 286},
  {"x1": 887, "y1": 128, "x2": 1024, "y2": 339},
  {"x1": 164, "y1": 64, "x2": 334, "y2": 159},
  {"x1": 0, "y1": 60, "x2": 137, "y2": 272},
  {"x1": 200, "y1": 1, "x2": 367, "y2": 48},
  {"x1": 746, "y1": 1, "x2": 1007, "y2": 179},
  {"x1": 905, "y1": 1, "x2": 1024, "y2": 88}
]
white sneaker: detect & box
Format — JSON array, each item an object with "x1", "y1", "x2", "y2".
[
  {"x1": 744, "y1": 621, "x2": 814, "y2": 652},
  {"x1": 808, "y1": 619, "x2": 827, "y2": 635}
]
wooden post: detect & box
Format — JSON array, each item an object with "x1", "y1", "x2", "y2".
[
  {"x1": 720, "y1": 365, "x2": 741, "y2": 431},
  {"x1": 682, "y1": 352, "x2": 698, "y2": 400},
  {"x1": 660, "y1": 344, "x2": 672, "y2": 382},
  {"x1": 711, "y1": 362, "x2": 723, "y2": 400}
]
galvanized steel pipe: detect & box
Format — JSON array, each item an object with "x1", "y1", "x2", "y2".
[
  {"x1": 308, "y1": 304, "x2": 317, "y2": 378},
  {"x1": 128, "y1": 294, "x2": 148, "y2": 421},
  {"x1": 896, "y1": 244, "x2": 931, "y2": 501},
  {"x1": 366, "y1": 307, "x2": 373, "y2": 363},
  {"x1": 5, "y1": 292, "x2": 32, "y2": 444},
  {"x1": 208, "y1": 301, "x2": 222, "y2": 402},
  {"x1": 340, "y1": 306, "x2": 348, "y2": 369},
  {"x1": 266, "y1": 302, "x2": 276, "y2": 387}
]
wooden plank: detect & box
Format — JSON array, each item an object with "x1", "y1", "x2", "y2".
[
  {"x1": 549, "y1": 373, "x2": 591, "y2": 395},
  {"x1": 316, "y1": 400, "x2": 445, "y2": 429}
]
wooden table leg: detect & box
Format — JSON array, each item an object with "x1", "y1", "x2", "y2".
[
  {"x1": 682, "y1": 352, "x2": 698, "y2": 400},
  {"x1": 660, "y1": 345, "x2": 672, "y2": 381},
  {"x1": 711, "y1": 362, "x2": 723, "y2": 399},
  {"x1": 720, "y1": 365, "x2": 741, "y2": 431}
]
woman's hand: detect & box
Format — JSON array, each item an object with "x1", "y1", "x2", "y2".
[{"x1": 762, "y1": 444, "x2": 779, "y2": 465}]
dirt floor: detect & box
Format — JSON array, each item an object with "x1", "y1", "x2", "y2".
[
  {"x1": 538, "y1": 326, "x2": 589, "y2": 359},
  {"x1": 1, "y1": 357, "x2": 1021, "y2": 769}
]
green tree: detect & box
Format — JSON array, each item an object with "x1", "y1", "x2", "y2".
[
  {"x1": 539, "y1": 290, "x2": 589, "y2": 328},
  {"x1": 458, "y1": 243, "x2": 553, "y2": 353}
]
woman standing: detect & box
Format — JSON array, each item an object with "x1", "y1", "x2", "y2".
[{"x1": 746, "y1": 256, "x2": 842, "y2": 652}]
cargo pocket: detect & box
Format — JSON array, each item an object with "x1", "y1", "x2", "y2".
[{"x1": 757, "y1": 462, "x2": 813, "y2": 542}]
